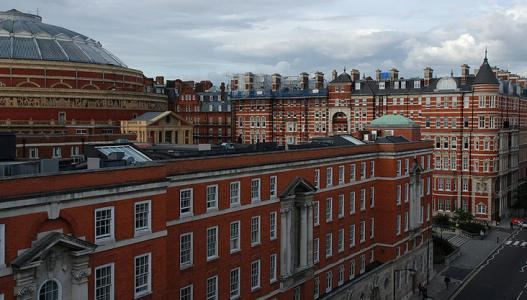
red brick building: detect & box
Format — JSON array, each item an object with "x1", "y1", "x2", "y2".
[
  {"x1": 0, "y1": 9, "x2": 168, "y2": 160},
  {"x1": 0, "y1": 132, "x2": 433, "y2": 299},
  {"x1": 230, "y1": 57, "x2": 527, "y2": 221}
]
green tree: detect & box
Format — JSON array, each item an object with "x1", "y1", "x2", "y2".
[{"x1": 452, "y1": 209, "x2": 474, "y2": 225}]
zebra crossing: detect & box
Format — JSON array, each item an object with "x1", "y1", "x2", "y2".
[
  {"x1": 504, "y1": 240, "x2": 527, "y2": 247},
  {"x1": 447, "y1": 234, "x2": 470, "y2": 248}
]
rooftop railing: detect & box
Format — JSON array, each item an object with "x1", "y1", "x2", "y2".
[{"x1": 229, "y1": 88, "x2": 328, "y2": 99}]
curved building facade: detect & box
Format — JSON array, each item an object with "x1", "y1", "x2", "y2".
[{"x1": 0, "y1": 9, "x2": 168, "y2": 158}]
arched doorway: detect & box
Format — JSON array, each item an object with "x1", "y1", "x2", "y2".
[{"x1": 332, "y1": 112, "x2": 348, "y2": 134}]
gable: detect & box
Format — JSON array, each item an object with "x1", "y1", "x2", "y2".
[{"x1": 280, "y1": 177, "x2": 317, "y2": 198}]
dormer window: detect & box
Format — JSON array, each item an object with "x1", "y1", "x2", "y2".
[
  {"x1": 379, "y1": 82, "x2": 385, "y2": 90},
  {"x1": 394, "y1": 81, "x2": 399, "y2": 89},
  {"x1": 401, "y1": 81, "x2": 406, "y2": 89},
  {"x1": 355, "y1": 82, "x2": 360, "y2": 90},
  {"x1": 414, "y1": 80, "x2": 421, "y2": 89}
]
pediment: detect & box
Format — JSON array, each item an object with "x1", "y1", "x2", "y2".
[
  {"x1": 410, "y1": 159, "x2": 423, "y2": 175},
  {"x1": 11, "y1": 232, "x2": 96, "y2": 270},
  {"x1": 280, "y1": 177, "x2": 316, "y2": 198}
]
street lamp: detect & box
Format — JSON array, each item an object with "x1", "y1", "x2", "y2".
[{"x1": 393, "y1": 268, "x2": 417, "y2": 300}]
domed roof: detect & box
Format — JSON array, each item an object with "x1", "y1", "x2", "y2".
[{"x1": 0, "y1": 9, "x2": 126, "y2": 67}]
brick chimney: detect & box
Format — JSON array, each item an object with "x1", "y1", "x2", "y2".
[
  {"x1": 332, "y1": 69, "x2": 337, "y2": 81},
  {"x1": 375, "y1": 69, "x2": 381, "y2": 81},
  {"x1": 351, "y1": 69, "x2": 360, "y2": 82},
  {"x1": 424, "y1": 67, "x2": 433, "y2": 86},
  {"x1": 314, "y1": 71, "x2": 324, "y2": 89},
  {"x1": 244, "y1": 72, "x2": 254, "y2": 91},
  {"x1": 300, "y1": 72, "x2": 309, "y2": 90},
  {"x1": 271, "y1": 73, "x2": 281, "y2": 92},
  {"x1": 155, "y1": 76, "x2": 165, "y2": 85},
  {"x1": 390, "y1": 68, "x2": 399, "y2": 81},
  {"x1": 461, "y1": 64, "x2": 470, "y2": 84}
]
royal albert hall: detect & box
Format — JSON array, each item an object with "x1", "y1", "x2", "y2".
[{"x1": 0, "y1": 9, "x2": 167, "y2": 159}]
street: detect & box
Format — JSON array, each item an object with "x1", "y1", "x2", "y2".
[{"x1": 453, "y1": 228, "x2": 527, "y2": 300}]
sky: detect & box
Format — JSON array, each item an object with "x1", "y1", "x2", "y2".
[{"x1": 2, "y1": 0, "x2": 527, "y2": 84}]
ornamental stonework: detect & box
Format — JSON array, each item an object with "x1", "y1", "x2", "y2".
[{"x1": 0, "y1": 96, "x2": 167, "y2": 111}]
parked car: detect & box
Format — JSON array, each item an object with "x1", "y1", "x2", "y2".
[
  {"x1": 512, "y1": 218, "x2": 525, "y2": 225},
  {"x1": 521, "y1": 221, "x2": 527, "y2": 228}
]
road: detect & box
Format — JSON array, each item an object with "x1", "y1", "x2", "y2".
[{"x1": 453, "y1": 228, "x2": 527, "y2": 300}]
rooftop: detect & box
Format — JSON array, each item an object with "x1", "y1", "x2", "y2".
[{"x1": 369, "y1": 114, "x2": 419, "y2": 128}]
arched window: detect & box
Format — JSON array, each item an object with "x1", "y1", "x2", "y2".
[{"x1": 39, "y1": 279, "x2": 61, "y2": 300}]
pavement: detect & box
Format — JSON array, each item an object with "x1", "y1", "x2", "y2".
[{"x1": 409, "y1": 219, "x2": 514, "y2": 300}]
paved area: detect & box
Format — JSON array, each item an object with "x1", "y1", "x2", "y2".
[
  {"x1": 446, "y1": 235, "x2": 470, "y2": 248},
  {"x1": 409, "y1": 225, "x2": 512, "y2": 300}
]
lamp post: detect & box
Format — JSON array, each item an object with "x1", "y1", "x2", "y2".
[{"x1": 393, "y1": 268, "x2": 417, "y2": 300}]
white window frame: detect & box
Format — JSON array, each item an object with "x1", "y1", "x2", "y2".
[
  {"x1": 270, "y1": 253, "x2": 277, "y2": 283},
  {"x1": 314, "y1": 201, "x2": 320, "y2": 226},
  {"x1": 314, "y1": 238, "x2": 320, "y2": 263},
  {"x1": 338, "y1": 228, "x2": 345, "y2": 252},
  {"x1": 180, "y1": 232, "x2": 193, "y2": 269},
  {"x1": 325, "y1": 271, "x2": 333, "y2": 293},
  {"x1": 251, "y1": 216, "x2": 261, "y2": 246},
  {"x1": 206, "y1": 185, "x2": 218, "y2": 211},
  {"x1": 180, "y1": 188, "x2": 193, "y2": 217},
  {"x1": 326, "y1": 233, "x2": 333, "y2": 258},
  {"x1": 94, "y1": 263, "x2": 114, "y2": 300},
  {"x1": 360, "y1": 221, "x2": 365, "y2": 243},
  {"x1": 251, "y1": 179, "x2": 261, "y2": 202},
  {"x1": 206, "y1": 226, "x2": 219, "y2": 261},
  {"x1": 350, "y1": 164, "x2": 356, "y2": 181},
  {"x1": 370, "y1": 217, "x2": 375, "y2": 239},
  {"x1": 270, "y1": 211, "x2": 277, "y2": 240},
  {"x1": 134, "y1": 253, "x2": 152, "y2": 298},
  {"x1": 326, "y1": 198, "x2": 333, "y2": 222},
  {"x1": 350, "y1": 224, "x2": 356, "y2": 247},
  {"x1": 349, "y1": 260, "x2": 355, "y2": 280},
  {"x1": 370, "y1": 187, "x2": 375, "y2": 208},
  {"x1": 350, "y1": 192, "x2": 356, "y2": 214},
  {"x1": 338, "y1": 165, "x2": 345, "y2": 184},
  {"x1": 314, "y1": 169, "x2": 320, "y2": 189},
  {"x1": 206, "y1": 275, "x2": 218, "y2": 300},
  {"x1": 230, "y1": 268, "x2": 240, "y2": 299},
  {"x1": 230, "y1": 181, "x2": 240, "y2": 207},
  {"x1": 270, "y1": 176, "x2": 277, "y2": 199},
  {"x1": 250, "y1": 260, "x2": 261, "y2": 291},
  {"x1": 360, "y1": 189, "x2": 366, "y2": 211},
  {"x1": 338, "y1": 194, "x2": 345, "y2": 218},
  {"x1": 230, "y1": 221, "x2": 241, "y2": 253},
  {"x1": 94, "y1": 207, "x2": 114, "y2": 243},
  {"x1": 326, "y1": 167, "x2": 333, "y2": 186},
  {"x1": 134, "y1": 200, "x2": 151, "y2": 235}
]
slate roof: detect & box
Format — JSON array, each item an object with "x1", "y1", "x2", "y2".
[
  {"x1": 132, "y1": 112, "x2": 166, "y2": 121},
  {"x1": 0, "y1": 9, "x2": 126, "y2": 67},
  {"x1": 474, "y1": 57, "x2": 499, "y2": 85},
  {"x1": 330, "y1": 72, "x2": 352, "y2": 83},
  {"x1": 375, "y1": 136, "x2": 410, "y2": 144}
]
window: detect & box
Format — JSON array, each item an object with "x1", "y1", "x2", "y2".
[
  {"x1": 338, "y1": 265, "x2": 345, "y2": 286},
  {"x1": 338, "y1": 229, "x2": 344, "y2": 252},
  {"x1": 230, "y1": 268, "x2": 240, "y2": 299},
  {"x1": 326, "y1": 167, "x2": 333, "y2": 186},
  {"x1": 405, "y1": 183, "x2": 409, "y2": 203},
  {"x1": 370, "y1": 161, "x2": 375, "y2": 177},
  {"x1": 38, "y1": 280, "x2": 60, "y2": 300},
  {"x1": 396, "y1": 160, "x2": 402, "y2": 176},
  {"x1": 338, "y1": 165, "x2": 345, "y2": 184},
  {"x1": 360, "y1": 221, "x2": 365, "y2": 243},
  {"x1": 270, "y1": 254, "x2": 277, "y2": 283},
  {"x1": 338, "y1": 194, "x2": 345, "y2": 218},
  {"x1": 251, "y1": 216, "x2": 261, "y2": 246},
  {"x1": 396, "y1": 185, "x2": 401, "y2": 205},
  {"x1": 270, "y1": 176, "x2": 277, "y2": 198},
  {"x1": 206, "y1": 276, "x2": 218, "y2": 300},
  {"x1": 350, "y1": 224, "x2": 356, "y2": 247},
  {"x1": 95, "y1": 264, "x2": 114, "y2": 300},
  {"x1": 360, "y1": 162, "x2": 366, "y2": 179},
  {"x1": 314, "y1": 276, "x2": 320, "y2": 299},
  {"x1": 349, "y1": 260, "x2": 355, "y2": 279},
  {"x1": 360, "y1": 189, "x2": 366, "y2": 211},
  {"x1": 52, "y1": 147, "x2": 61, "y2": 158},
  {"x1": 230, "y1": 182, "x2": 240, "y2": 206},
  {"x1": 134, "y1": 201, "x2": 151, "y2": 234},
  {"x1": 477, "y1": 203, "x2": 487, "y2": 214},
  {"x1": 370, "y1": 218, "x2": 375, "y2": 239},
  {"x1": 405, "y1": 211, "x2": 409, "y2": 232},
  {"x1": 326, "y1": 233, "x2": 333, "y2": 257},
  {"x1": 370, "y1": 187, "x2": 375, "y2": 208},
  {"x1": 314, "y1": 169, "x2": 320, "y2": 188},
  {"x1": 326, "y1": 272, "x2": 333, "y2": 293},
  {"x1": 479, "y1": 116, "x2": 485, "y2": 128},
  {"x1": 95, "y1": 207, "x2": 114, "y2": 242},
  {"x1": 180, "y1": 188, "x2": 193, "y2": 216},
  {"x1": 228, "y1": 221, "x2": 241, "y2": 253},
  {"x1": 180, "y1": 233, "x2": 193, "y2": 268},
  {"x1": 350, "y1": 192, "x2": 356, "y2": 214},
  {"x1": 251, "y1": 179, "x2": 261, "y2": 202},
  {"x1": 314, "y1": 202, "x2": 320, "y2": 226},
  {"x1": 29, "y1": 147, "x2": 39, "y2": 159},
  {"x1": 350, "y1": 164, "x2": 356, "y2": 181},
  {"x1": 326, "y1": 198, "x2": 333, "y2": 222},
  {"x1": 206, "y1": 227, "x2": 218, "y2": 260},
  {"x1": 251, "y1": 260, "x2": 261, "y2": 291},
  {"x1": 396, "y1": 215, "x2": 401, "y2": 235},
  {"x1": 134, "y1": 253, "x2": 151, "y2": 297},
  {"x1": 313, "y1": 238, "x2": 320, "y2": 263}
]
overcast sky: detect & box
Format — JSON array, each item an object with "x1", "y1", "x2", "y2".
[{"x1": 3, "y1": 0, "x2": 527, "y2": 84}]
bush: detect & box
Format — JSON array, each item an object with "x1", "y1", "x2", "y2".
[
  {"x1": 452, "y1": 209, "x2": 474, "y2": 224},
  {"x1": 459, "y1": 222, "x2": 486, "y2": 234},
  {"x1": 433, "y1": 214, "x2": 452, "y2": 228}
]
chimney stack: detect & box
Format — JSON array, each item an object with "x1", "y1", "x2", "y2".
[
  {"x1": 424, "y1": 67, "x2": 433, "y2": 86},
  {"x1": 351, "y1": 69, "x2": 360, "y2": 82},
  {"x1": 314, "y1": 71, "x2": 324, "y2": 89},
  {"x1": 375, "y1": 69, "x2": 381, "y2": 81},
  {"x1": 300, "y1": 72, "x2": 309, "y2": 90},
  {"x1": 155, "y1": 76, "x2": 165, "y2": 85},
  {"x1": 271, "y1": 73, "x2": 281, "y2": 92},
  {"x1": 332, "y1": 69, "x2": 337, "y2": 81},
  {"x1": 390, "y1": 68, "x2": 399, "y2": 81},
  {"x1": 461, "y1": 64, "x2": 470, "y2": 84},
  {"x1": 244, "y1": 72, "x2": 254, "y2": 91}
]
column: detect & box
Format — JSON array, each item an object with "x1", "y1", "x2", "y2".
[
  {"x1": 300, "y1": 205, "x2": 308, "y2": 267},
  {"x1": 71, "y1": 257, "x2": 91, "y2": 300},
  {"x1": 280, "y1": 209, "x2": 289, "y2": 276},
  {"x1": 307, "y1": 203, "x2": 314, "y2": 266},
  {"x1": 286, "y1": 209, "x2": 292, "y2": 274}
]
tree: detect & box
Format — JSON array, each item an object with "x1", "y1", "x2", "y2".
[
  {"x1": 452, "y1": 209, "x2": 474, "y2": 225},
  {"x1": 433, "y1": 214, "x2": 451, "y2": 228}
]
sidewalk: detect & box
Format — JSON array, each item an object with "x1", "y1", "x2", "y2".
[{"x1": 409, "y1": 227, "x2": 512, "y2": 300}]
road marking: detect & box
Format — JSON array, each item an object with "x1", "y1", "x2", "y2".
[
  {"x1": 517, "y1": 290, "x2": 523, "y2": 300},
  {"x1": 522, "y1": 242, "x2": 527, "y2": 247},
  {"x1": 524, "y1": 282, "x2": 527, "y2": 289},
  {"x1": 514, "y1": 241, "x2": 521, "y2": 246},
  {"x1": 506, "y1": 240, "x2": 513, "y2": 245}
]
